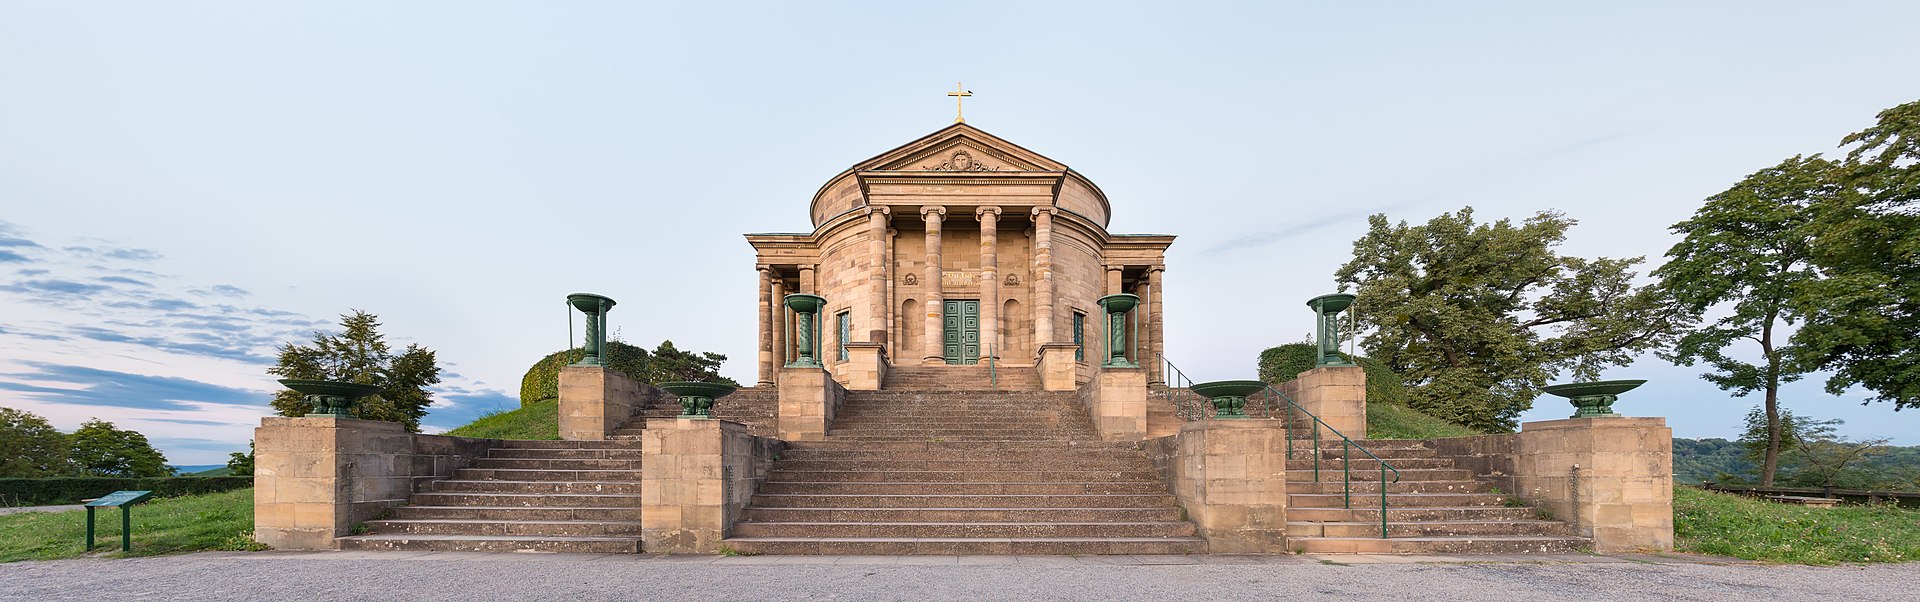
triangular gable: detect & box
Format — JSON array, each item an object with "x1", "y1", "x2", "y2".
[{"x1": 853, "y1": 123, "x2": 1069, "y2": 173}]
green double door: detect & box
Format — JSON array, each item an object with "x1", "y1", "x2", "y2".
[{"x1": 942, "y1": 299, "x2": 981, "y2": 365}]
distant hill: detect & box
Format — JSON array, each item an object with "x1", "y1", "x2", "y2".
[
  {"x1": 1674, "y1": 437, "x2": 1920, "y2": 490},
  {"x1": 186, "y1": 466, "x2": 235, "y2": 477}
]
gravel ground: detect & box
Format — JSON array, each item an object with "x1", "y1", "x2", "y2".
[
  {"x1": 1, "y1": 551, "x2": 1914, "y2": 601},
  {"x1": 0, "y1": 505, "x2": 82, "y2": 516}
]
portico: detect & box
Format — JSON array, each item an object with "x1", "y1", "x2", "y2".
[{"x1": 746, "y1": 124, "x2": 1173, "y2": 390}]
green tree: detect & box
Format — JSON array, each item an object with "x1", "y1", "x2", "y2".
[
  {"x1": 1793, "y1": 99, "x2": 1920, "y2": 410},
  {"x1": 1654, "y1": 156, "x2": 1830, "y2": 486},
  {"x1": 67, "y1": 418, "x2": 171, "y2": 477},
  {"x1": 226, "y1": 440, "x2": 254, "y2": 477},
  {"x1": 519, "y1": 339, "x2": 734, "y2": 405},
  {"x1": 1336, "y1": 207, "x2": 1688, "y2": 431},
  {"x1": 0, "y1": 407, "x2": 71, "y2": 478},
  {"x1": 268, "y1": 310, "x2": 443, "y2": 432}
]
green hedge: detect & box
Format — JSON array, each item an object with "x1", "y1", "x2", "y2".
[
  {"x1": 0, "y1": 476, "x2": 253, "y2": 506},
  {"x1": 1257, "y1": 343, "x2": 1408, "y2": 407},
  {"x1": 519, "y1": 342, "x2": 650, "y2": 406}
]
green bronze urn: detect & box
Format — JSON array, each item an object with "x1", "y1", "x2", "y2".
[
  {"x1": 566, "y1": 293, "x2": 617, "y2": 367},
  {"x1": 1542, "y1": 379, "x2": 1646, "y2": 418},
  {"x1": 1189, "y1": 379, "x2": 1267, "y2": 419},
  {"x1": 1307, "y1": 293, "x2": 1358, "y2": 367},
  {"x1": 1096, "y1": 293, "x2": 1141, "y2": 368},
  {"x1": 657, "y1": 381, "x2": 738, "y2": 419},
  {"x1": 279, "y1": 379, "x2": 384, "y2": 418},
  {"x1": 783, "y1": 293, "x2": 828, "y2": 368}
]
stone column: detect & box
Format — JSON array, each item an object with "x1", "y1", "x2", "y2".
[
  {"x1": 865, "y1": 206, "x2": 890, "y2": 345},
  {"x1": 771, "y1": 277, "x2": 787, "y2": 367},
  {"x1": 1032, "y1": 207, "x2": 1055, "y2": 347},
  {"x1": 757, "y1": 267, "x2": 774, "y2": 385},
  {"x1": 1137, "y1": 277, "x2": 1152, "y2": 379},
  {"x1": 886, "y1": 227, "x2": 897, "y2": 360},
  {"x1": 1148, "y1": 268, "x2": 1165, "y2": 385},
  {"x1": 798, "y1": 265, "x2": 815, "y2": 294},
  {"x1": 921, "y1": 206, "x2": 946, "y2": 365},
  {"x1": 977, "y1": 206, "x2": 1001, "y2": 359},
  {"x1": 1105, "y1": 266, "x2": 1124, "y2": 361}
]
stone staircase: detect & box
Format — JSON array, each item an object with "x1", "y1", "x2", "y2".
[
  {"x1": 338, "y1": 439, "x2": 647, "y2": 553},
  {"x1": 1283, "y1": 438, "x2": 1588, "y2": 553},
  {"x1": 881, "y1": 364, "x2": 1042, "y2": 391},
  {"x1": 722, "y1": 385, "x2": 1205, "y2": 554}
]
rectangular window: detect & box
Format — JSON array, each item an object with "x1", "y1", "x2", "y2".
[
  {"x1": 836, "y1": 311, "x2": 851, "y2": 361},
  {"x1": 1072, "y1": 312, "x2": 1085, "y2": 361}
]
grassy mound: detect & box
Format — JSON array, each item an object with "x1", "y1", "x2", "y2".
[
  {"x1": 0, "y1": 488, "x2": 265, "y2": 562},
  {"x1": 1675, "y1": 487, "x2": 1920, "y2": 564},
  {"x1": 1368, "y1": 402, "x2": 1483, "y2": 440},
  {"x1": 445, "y1": 399, "x2": 559, "y2": 440}
]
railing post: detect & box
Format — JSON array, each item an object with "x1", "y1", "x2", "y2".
[{"x1": 1342, "y1": 443, "x2": 1351, "y2": 509}]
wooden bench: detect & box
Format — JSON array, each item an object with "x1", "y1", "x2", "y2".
[{"x1": 1766, "y1": 495, "x2": 1840, "y2": 508}]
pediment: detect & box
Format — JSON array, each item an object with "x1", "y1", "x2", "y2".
[{"x1": 854, "y1": 124, "x2": 1068, "y2": 173}]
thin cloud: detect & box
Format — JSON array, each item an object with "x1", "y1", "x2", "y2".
[
  {"x1": 0, "y1": 361, "x2": 265, "y2": 411},
  {"x1": 0, "y1": 279, "x2": 114, "y2": 296},
  {"x1": 100, "y1": 275, "x2": 152, "y2": 287},
  {"x1": 0, "y1": 250, "x2": 29, "y2": 263}
]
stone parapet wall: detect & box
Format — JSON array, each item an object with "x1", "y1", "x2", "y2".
[
  {"x1": 254, "y1": 417, "x2": 497, "y2": 550},
  {"x1": 1429, "y1": 417, "x2": 1673, "y2": 553},
  {"x1": 1144, "y1": 421, "x2": 1290, "y2": 553},
  {"x1": 559, "y1": 366, "x2": 675, "y2": 440},
  {"x1": 778, "y1": 368, "x2": 847, "y2": 441},
  {"x1": 639, "y1": 419, "x2": 784, "y2": 554}
]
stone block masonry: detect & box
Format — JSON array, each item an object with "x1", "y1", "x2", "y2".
[
  {"x1": 639, "y1": 419, "x2": 783, "y2": 554},
  {"x1": 1429, "y1": 417, "x2": 1674, "y2": 553},
  {"x1": 778, "y1": 367, "x2": 847, "y2": 441},
  {"x1": 1077, "y1": 366, "x2": 1147, "y2": 441},
  {"x1": 559, "y1": 366, "x2": 676, "y2": 441},
  {"x1": 1144, "y1": 420, "x2": 1290, "y2": 553},
  {"x1": 254, "y1": 417, "x2": 497, "y2": 550}
]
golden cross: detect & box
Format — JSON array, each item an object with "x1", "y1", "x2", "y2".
[{"x1": 948, "y1": 82, "x2": 973, "y2": 124}]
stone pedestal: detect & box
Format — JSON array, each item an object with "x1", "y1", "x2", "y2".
[
  {"x1": 778, "y1": 367, "x2": 846, "y2": 441},
  {"x1": 1287, "y1": 366, "x2": 1366, "y2": 440},
  {"x1": 841, "y1": 342, "x2": 887, "y2": 391},
  {"x1": 638, "y1": 419, "x2": 781, "y2": 554},
  {"x1": 558, "y1": 366, "x2": 647, "y2": 441},
  {"x1": 1080, "y1": 367, "x2": 1146, "y2": 441},
  {"x1": 253, "y1": 417, "x2": 495, "y2": 550},
  {"x1": 1036, "y1": 343, "x2": 1080, "y2": 392},
  {"x1": 1143, "y1": 421, "x2": 1290, "y2": 553},
  {"x1": 1431, "y1": 417, "x2": 1674, "y2": 553}
]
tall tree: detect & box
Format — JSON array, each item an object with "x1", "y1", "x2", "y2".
[
  {"x1": 1336, "y1": 207, "x2": 1687, "y2": 431},
  {"x1": 67, "y1": 418, "x2": 171, "y2": 477},
  {"x1": 1654, "y1": 156, "x2": 1830, "y2": 485},
  {"x1": 268, "y1": 310, "x2": 443, "y2": 432},
  {"x1": 0, "y1": 407, "x2": 71, "y2": 478},
  {"x1": 1793, "y1": 99, "x2": 1920, "y2": 410}
]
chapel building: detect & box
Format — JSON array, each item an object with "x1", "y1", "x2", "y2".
[{"x1": 747, "y1": 123, "x2": 1173, "y2": 390}]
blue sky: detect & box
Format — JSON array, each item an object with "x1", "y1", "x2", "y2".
[{"x1": 3, "y1": 2, "x2": 1918, "y2": 464}]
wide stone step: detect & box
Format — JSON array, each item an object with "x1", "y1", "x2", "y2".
[
  {"x1": 1289, "y1": 536, "x2": 1587, "y2": 554},
  {"x1": 720, "y1": 536, "x2": 1205, "y2": 555},
  {"x1": 452, "y1": 468, "x2": 643, "y2": 482},
  {"x1": 829, "y1": 419, "x2": 1086, "y2": 429},
  {"x1": 1288, "y1": 520, "x2": 1570, "y2": 538},
  {"x1": 732, "y1": 521, "x2": 1196, "y2": 539},
  {"x1": 1287, "y1": 468, "x2": 1473, "y2": 482},
  {"x1": 1288, "y1": 492, "x2": 1508, "y2": 508},
  {"x1": 828, "y1": 436, "x2": 1095, "y2": 442},
  {"x1": 1289, "y1": 480, "x2": 1495, "y2": 494},
  {"x1": 827, "y1": 429, "x2": 1100, "y2": 439},
  {"x1": 430, "y1": 479, "x2": 644, "y2": 495},
  {"x1": 776, "y1": 449, "x2": 1139, "y2": 461},
  {"x1": 491, "y1": 440, "x2": 645, "y2": 450},
  {"x1": 749, "y1": 493, "x2": 1178, "y2": 509},
  {"x1": 766, "y1": 470, "x2": 1162, "y2": 483},
  {"x1": 1287, "y1": 506, "x2": 1538, "y2": 522},
  {"x1": 785, "y1": 440, "x2": 1139, "y2": 451},
  {"x1": 366, "y1": 519, "x2": 642, "y2": 537},
  {"x1": 337, "y1": 534, "x2": 640, "y2": 554},
  {"x1": 1285, "y1": 457, "x2": 1453, "y2": 470},
  {"x1": 409, "y1": 492, "x2": 644, "y2": 508},
  {"x1": 742, "y1": 507, "x2": 1184, "y2": 523},
  {"x1": 488, "y1": 448, "x2": 644, "y2": 460},
  {"x1": 470, "y1": 458, "x2": 644, "y2": 470},
  {"x1": 757, "y1": 481, "x2": 1169, "y2": 495},
  {"x1": 773, "y1": 459, "x2": 1148, "y2": 472},
  {"x1": 389, "y1": 505, "x2": 641, "y2": 522}
]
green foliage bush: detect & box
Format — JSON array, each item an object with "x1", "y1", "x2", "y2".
[
  {"x1": 519, "y1": 340, "x2": 734, "y2": 406},
  {"x1": 0, "y1": 476, "x2": 253, "y2": 506},
  {"x1": 1258, "y1": 343, "x2": 1408, "y2": 407}
]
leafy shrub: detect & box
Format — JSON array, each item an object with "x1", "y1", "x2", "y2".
[
  {"x1": 519, "y1": 340, "x2": 734, "y2": 406},
  {"x1": 1258, "y1": 343, "x2": 1408, "y2": 407},
  {"x1": 0, "y1": 476, "x2": 253, "y2": 506}
]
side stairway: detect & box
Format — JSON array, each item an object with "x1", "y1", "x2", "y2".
[
  {"x1": 723, "y1": 387, "x2": 1205, "y2": 554},
  {"x1": 1284, "y1": 438, "x2": 1588, "y2": 553}
]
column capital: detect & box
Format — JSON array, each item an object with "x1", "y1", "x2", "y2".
[
  {"x1": 920, "y1": 205, "x2": 947, "y2": 218},
  {"x1": 757, "y1": 265, "x2": 774, "y2": 274},
  {"x1": 886, "y1": 228, "x2": 898, "y2": 237},
  {"x1": 1031, "y1": 206, "x2": 1056, "y2": 218},
  {"x1": 975, "y1": 205, "x2": 1003, "y2": 219},
  {"x1": 1106, "y1": 265, "x2": 1125, "y2": 273},
  {"x1": 1146, "y1": 266, "x2": 1165, "y2": 275},
  {"x1": 866, "y1": 204, "x2": 891, "y2": 217}
]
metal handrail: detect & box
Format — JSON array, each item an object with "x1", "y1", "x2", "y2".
[
  {"x1": 1153, "y1": 353, "x2": 1402, "y2": 539},
  {"x1": 986, "y1": 344, "x2": 996, "y2": 388}
]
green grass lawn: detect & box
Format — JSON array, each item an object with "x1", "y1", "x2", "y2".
[
  {"x1": 445, "y1": 399, "x2": 559, "y2": 440},
  {"x1": 1675, "y1": 486, "x2": 1920, "y2": 564},
  {"x1": 1367, "y1": 402, "x2": 1482, "y2": 440},
  {"x1": 0, "y1": 488, "x2": 265, "y2": 563}
]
